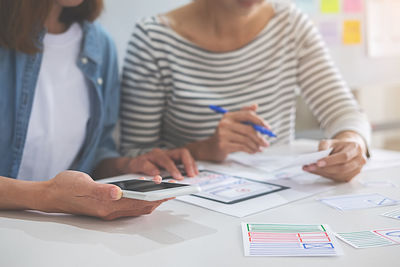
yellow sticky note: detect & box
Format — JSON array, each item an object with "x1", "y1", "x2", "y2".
[
  {"x1": 343, "y1": 20, "x2": 361, "y2": 45},
  {"x1": 321, "y1": 0, "x2": 340, "y2": 13}
]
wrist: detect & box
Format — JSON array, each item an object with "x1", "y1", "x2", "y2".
[
  {"x1": 334, "y1": 131, "x2": 368, "y2": 155},
  {"x1": 18, "y1": 180, "x2": 51, "y2": 212},
  {"x1": 93, "y1": 157, "x2": 131, "y2": 179},
  {"x1": 186, "y1": 138, "x2": 213, "y2": 161}
]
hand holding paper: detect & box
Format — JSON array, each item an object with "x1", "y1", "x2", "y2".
[{"x1": 303, "y1": 133, "x2": 367, "y2": 182}]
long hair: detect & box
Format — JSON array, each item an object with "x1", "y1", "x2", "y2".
[{"x1": 0, "y1": 0, "x2": 103, "y2": 54}]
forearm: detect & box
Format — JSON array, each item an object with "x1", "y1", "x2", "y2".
[{"x1": 0, "y1": 177, "x2": 48, "y2": 211}]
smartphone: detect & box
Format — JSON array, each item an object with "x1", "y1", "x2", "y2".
[{"x1": 108, "y1": 179, "x2": 201, "y2": 201}]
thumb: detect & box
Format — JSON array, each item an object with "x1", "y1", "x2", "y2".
[
  {"x1": 92, "y1": 183, "x2": 122, "y2": 201},
  {"x1": 241, "y1": 103, "x2": 258, "y2": 111},
  {"x1": 318, "y1": 139, "x2": 333, "y2": 151}
]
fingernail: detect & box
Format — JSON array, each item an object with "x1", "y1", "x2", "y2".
[
  {"x1": 317, "y1": 161, "x2": 326, "y2": 167},
  {"x1": 309, "y1": 165, "x2": 316, "y2": 171},
  {"x1": 110, "y1": 187, "x2": 121, "y2": 200}
]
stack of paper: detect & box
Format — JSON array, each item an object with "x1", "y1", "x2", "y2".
[{"x1": 241, "y1": 223, "x2": 342, "y2": 256}]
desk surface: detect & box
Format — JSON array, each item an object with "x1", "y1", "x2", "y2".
[{"x1": 1, "y1": 151, "x2": 399, "y2": 267}]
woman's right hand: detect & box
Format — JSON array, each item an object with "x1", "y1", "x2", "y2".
[
  {"x1": 39, "y1": 171, "x2": 169, "y2": 220},
  {"x1": 187, "y1": 104, "x2": 270, "y2": 162}
]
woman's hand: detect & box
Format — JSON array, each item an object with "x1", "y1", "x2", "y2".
[
  {"x1": 303, "y1": 131, "x2": 368, "y2": 182},
  {"x1": 40, "y1": 171, "x2": 169, "y2": 220},
  {"x1": 94, "y1": 148, "x2": 199, "y2": 180},
  {"x1": 187, "y1": 104, "x2": 270, "y2": 162}
]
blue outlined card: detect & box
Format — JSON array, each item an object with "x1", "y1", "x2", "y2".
[
  {"x1": 319, "y1": 193, "x2": 399, "y2": 211},
  {"x1": 242, "y1": 223, "x2": 342, "y2": 256}
]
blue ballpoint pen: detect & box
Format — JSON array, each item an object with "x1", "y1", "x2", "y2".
[{"x1": 209, "y1": 105, "x2": 277, "y2": 138}]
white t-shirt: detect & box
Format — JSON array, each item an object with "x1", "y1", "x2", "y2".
[{"x1": 18, "y1": 23, "x2": 90, "y2": 181}]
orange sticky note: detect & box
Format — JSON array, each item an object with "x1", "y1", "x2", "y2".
[
  {"x1": 321, "y1": 0, "x2": 340, "y2": 14},
  {"x1": 343, "y1": 20, "x2": 361, "y2": 45}
]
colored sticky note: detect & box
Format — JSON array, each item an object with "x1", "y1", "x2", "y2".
[
  {"x1": 321, "y1": 0, "x2": 340, "y2": 14},
  {"x1": 343, "y1": 0, "x2": 363, "y2": 13},
  {"x1": 343, "y1": 20, "x2": 362, "y2": 45},
  {"x1": 295, "y1": 0, "x2": 317, "y2": 14},
  {"x1": 319, "y1": 21, "x2": 339, "y2": 45}
]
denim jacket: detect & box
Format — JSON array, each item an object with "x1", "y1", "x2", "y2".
[{"x1": 0, "y1": 21, "x2": 120, "y2": 179}]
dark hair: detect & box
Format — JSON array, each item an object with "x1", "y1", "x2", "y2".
[{"x1": 0, "y1": 0, "x2": 103, "y2": 54}]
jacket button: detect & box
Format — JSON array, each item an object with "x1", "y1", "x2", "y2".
[
  {"x1": 81, "y1": 57, "x2": 88, "y2": 64},
  {"x1": 97, "y1": 77, "x2": 103, "y2": 85}
]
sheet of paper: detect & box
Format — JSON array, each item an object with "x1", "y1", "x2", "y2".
[
  {"x1": 319, "y1": 193, "x2": 399, "y2": 211},
  {"x1": 382, "y1": 209, "x2": 400, "y2": 220},
  {"x1": 228, "y1": 149, "x2": 332, "y2": 174},
  {"x1": 320, "y1": 0, "x2": 340, "y2": 14},
  {"x1": 343, "y1": 20, "x2": 362, "y2": 45},
  {"x1": 366, "y1": 0, "x2": 400, "y2": 57},
  {"x1": 343, "y1": 0, "x2": 363, "y2": 13},
  {"x1": 294, "y1": 0, "x2": 317, "y2": 14},
  {"x1": 242, "y1": 223, "x2": 342, "y2": 256},
  {"x1": 335, "y1": 230, "x2": 397, "y2": 248},
  {"x1": 319, "y1": 21, "x2": 340, "y2": 45}
]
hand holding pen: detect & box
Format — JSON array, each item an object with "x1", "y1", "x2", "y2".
[{"x1": 196, "y1": 104, "x2": 275, "y2": 162}]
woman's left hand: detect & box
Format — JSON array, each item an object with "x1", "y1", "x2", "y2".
[{"x1": 303, "y1": 131, "x2": 368, "y2": 182}]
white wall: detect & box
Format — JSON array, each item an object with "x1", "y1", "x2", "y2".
[{"x1": 99, "y1": 0, "x2": 189, "y2": 67}]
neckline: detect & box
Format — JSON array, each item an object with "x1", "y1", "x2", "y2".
[
  {"x1": 44, "y1": 23, "x2": 82, "y2": 47},
  {"x1": 155, "y1": 2, "x2": 282, "y2": 56}
]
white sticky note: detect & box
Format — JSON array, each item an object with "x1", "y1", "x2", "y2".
[{"x1": 319, "y1": 193, "x2": 399, "y2": 211}]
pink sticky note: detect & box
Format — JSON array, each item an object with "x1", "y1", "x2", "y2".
[{"x1": 343, "y1": 0, "x2": 363, "y2": 13}]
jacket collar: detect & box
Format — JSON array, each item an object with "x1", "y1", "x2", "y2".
[
  {"x1": 38, "y1": 21, "x2": 101, "y2": 64},
  {"x1": 81, "y1": 21, "x2": 101, "y2": 64}
]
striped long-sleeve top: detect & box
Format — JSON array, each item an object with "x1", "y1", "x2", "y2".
[{"x1": 120, "y1": 2, "x2": 371, "y2": 157}]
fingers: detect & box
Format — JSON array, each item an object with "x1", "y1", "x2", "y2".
[
  {"x1": 241, "y1": 103, "x2": 258, "y2": 111},
  {"x1": 304, "y1": 140, "x2": 367, "y2": 182},
  {"x1": 149, "y1": 149, "x2": 183, "y2": 180},
  {"x1": 318, "y1": 139, "x2": 333, "y2": 151},
  {"x1": 316, "y1": 143, "x2": 359, "y2": 168},
  {"x1": 167, "y1": 148, "x2": 199, "y2": 177},
  {"x1": 227, "y1": 122, "x2": 269, "y2": 148},
  {"x1": 152, "y1": 175, "x2": 162, "y2": 184},
  {"x1": 139, "y1": 160, "x2": 161, "y2": 176},
  {"x1": 92, "y1": 183, "x2": 122, "y2": 201},
  {"x1": 102, "y1": 199, "x2": 166, "y2": 220},
  {"x1": 225, "y1": 110, "x2": 270, "y2": 129},
  {"x1": 178, "y1": 149, "x2": 199, "y2": 177}
]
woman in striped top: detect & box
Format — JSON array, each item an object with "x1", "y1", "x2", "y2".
[{"x1": 120, "y1": 0, "x2": 371, "y2": 182}]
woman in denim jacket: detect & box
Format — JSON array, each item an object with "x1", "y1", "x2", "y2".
[{"x1": 0, "y1": 0, "x2": 197, "y2": 220}]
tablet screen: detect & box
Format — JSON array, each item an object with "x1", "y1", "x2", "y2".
[{"x1": 110, "y1": 180, "x2": 188, "y2": 192}]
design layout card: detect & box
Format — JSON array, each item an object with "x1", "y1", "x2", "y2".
[
  {"x1": 336, "y1": 229, "x2": 400, "y2": 249},
  {"x1": 242, "y1": 223, "x2": 342, "y2": 256},
  {"x1": 382, "y1": 209, "x2": 400, "y2": 220}
]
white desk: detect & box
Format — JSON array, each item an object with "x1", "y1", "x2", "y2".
[{"x1": 1, "y1": 151, "x2": 399, "y2": 267}]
